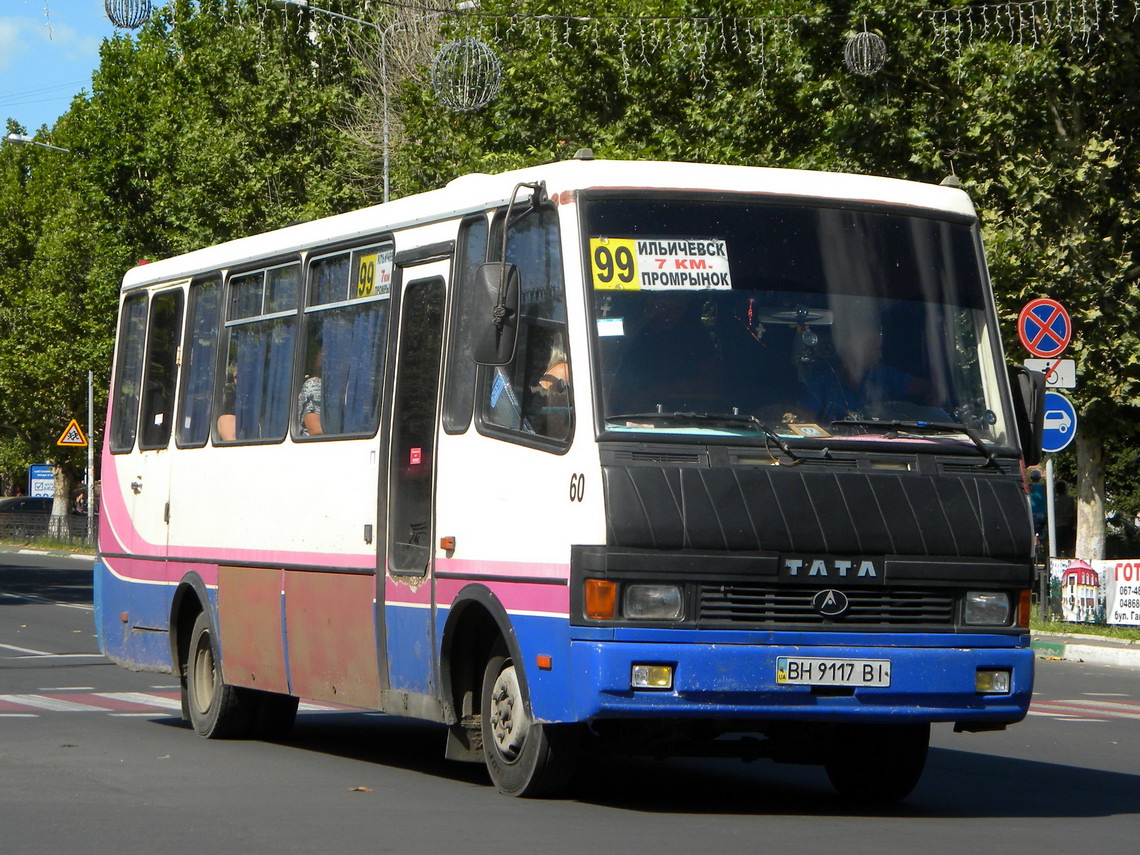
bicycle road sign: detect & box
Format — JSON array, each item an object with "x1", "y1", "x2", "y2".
[{"x1": 1018, "y1": 298, "x2": 1072, "y2": 359}]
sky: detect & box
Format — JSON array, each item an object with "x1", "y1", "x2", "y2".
[{"x1": 0, "y1": 0, "x2": 123, "y2": 134}]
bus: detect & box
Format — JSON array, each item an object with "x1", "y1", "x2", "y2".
[{"x1": 95, "y1": 155, "x2": 1045, "y2": 802}]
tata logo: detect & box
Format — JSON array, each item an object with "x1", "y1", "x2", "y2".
[
  {"x1": 783, "y1": 558, "x2": 879, "y2": 578},
  {"x1": 812, "y1": 589, "x2": 850, "y2": 617}
]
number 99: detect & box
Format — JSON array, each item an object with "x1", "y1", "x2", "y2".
[{"x1": 594, "y1": 245, "x2": 635, "y2": 286}]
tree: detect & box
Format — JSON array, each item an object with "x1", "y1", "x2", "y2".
[
  {"x1": 380, "y1": 0, "x2": 1140, "y2": 557},
  {"x1": 0, "y1": 0, "x2": 373, "y2": 518}
]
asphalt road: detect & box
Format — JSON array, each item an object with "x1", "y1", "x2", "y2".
[{"x1": 2, "y1": 551, "x2": 1139, "y2": 854}]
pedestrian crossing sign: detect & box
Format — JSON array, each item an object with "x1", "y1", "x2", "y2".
[{"x1": 57, "y1": 419, "x2": 87, "y2": 447}]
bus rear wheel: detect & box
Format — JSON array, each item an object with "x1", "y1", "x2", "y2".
[
  {"x1": 480, "y1": 647, "x2": 578, "y2": 797},
  {"x1": 823, "y1": 722, "x2": 930, "y2": 805},
  {"x1": 185, "y1": 611, "x2": 255, "y2": 738}
]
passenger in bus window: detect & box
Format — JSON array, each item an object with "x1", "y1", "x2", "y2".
[
  {"x1": 298, "y1": 347, "x2": 323, "y2": 436},
  {"x1": 536, "y1": 348, "x2": 570, "y2": 393},
  {"x1": 529, "y1": 346, "x2": 571, "y2": 439},
  {"x1": 216, "y1": 362, "x2": 238, "y2": 441}
]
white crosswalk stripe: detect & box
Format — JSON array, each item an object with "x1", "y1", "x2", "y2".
[
  {"x1": 0, "y1": 693, "x2": 109, "y2": 711},
  {"x1": 94, "y1": 692, "x2": 183, "y2": 710},
  {"x1": 1030, "y1": 699, "x2": 1140, "y2": 720}
]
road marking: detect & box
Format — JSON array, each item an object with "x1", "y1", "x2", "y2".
[
  {"x1": 1030, "y1": 699, "x2": 1140, "y2": 720},
  {"x1": 0, "y1": 590, "x2": 94, "y2": 610},
  {"x1": 95, "y1": 692, "x2": 183, "y2": 711},
  {"x1": 0, "y1": 690, "x2": 357, "y2": 716},
  {"x1": 0, "y1": 643, "x2": 54, "y2": 655},
  {"x1": 0, "y1": 694, "x2": 110, "y2": 712},
  {"x1": 0, "y1": 643, "x2": 103, "y2": 659}
]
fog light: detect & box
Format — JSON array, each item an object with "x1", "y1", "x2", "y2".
[
  {"x1": 624, "y1": 584, "x2": 683, "y2": 620},
  {"x1": 976, "y1": 669, "x2": 1011, "y2": 694},
  {"x1": 964, "y1": 591, "x2": 1011, "y2": 625},
  {"x1": 631, "y1": 664, "x2": 674, "y2": 690}
]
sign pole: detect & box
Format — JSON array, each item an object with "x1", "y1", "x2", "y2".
[
  {"x1": 1046, "y1": 458, "x2": 1057, "y2": 559},
  {"x1": 87, "y1": 371, "x2": 94, "y2": 545}
]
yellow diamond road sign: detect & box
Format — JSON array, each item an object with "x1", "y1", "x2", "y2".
[{"x1": 57, "y1": 419, "x2": 87, "y2": 447}]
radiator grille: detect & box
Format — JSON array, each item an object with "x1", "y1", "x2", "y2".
[{"x1": 698, "y1": 584, "x2": 955, "y2": 627}]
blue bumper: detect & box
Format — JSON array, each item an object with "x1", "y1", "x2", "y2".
[{"x1": 566, "y1": 636, "x2": 1033, "y2": 724}]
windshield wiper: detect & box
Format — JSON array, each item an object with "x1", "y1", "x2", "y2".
[
  {"x1": 606, "y1": 412, "x2": 801, "y2": 464},
  {"x1": 830, "y1": 419, "x2": 998, "y2": 468}
]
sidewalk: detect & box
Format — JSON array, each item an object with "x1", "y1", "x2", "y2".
[
  {"x1": 1032, "y1": 631, "x2": 1140, "y2": 670},
  {"x1": 0, "y1": 543, "x2": 94, "y2": 562}
]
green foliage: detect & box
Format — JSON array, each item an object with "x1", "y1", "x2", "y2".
[
  {"x1": 0, "y1": 0, "x2": 373, "y2": 488},
  {"x1": 2, "y1": 0, "x2": 1139, "y2": 532}
]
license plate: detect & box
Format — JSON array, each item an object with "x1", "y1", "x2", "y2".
[{"x1": 776, "y1": 656, "x2": 891, "y2": 687}]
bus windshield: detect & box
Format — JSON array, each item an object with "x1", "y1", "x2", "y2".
[{"x1": 584, "y1": 195, "x2": 1011, "y2": 448}]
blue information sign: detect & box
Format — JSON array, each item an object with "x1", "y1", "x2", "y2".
[
  {"x1": 1041, "y1": 390, "x2": 1077, "y2": 453},
  {"x1": 27, "y1": 463, "x2": 53, "y2": 499}
]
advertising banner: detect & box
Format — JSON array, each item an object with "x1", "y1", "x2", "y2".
[{"x1": 1048, "y1": 558, "x2": 1140, "y2": 626}]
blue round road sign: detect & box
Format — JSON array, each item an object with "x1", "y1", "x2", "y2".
[
  {"x1": 1018, "y1": 298, "x2": 1072, "y2": 359},
  {"x1": 1041, "y1": 390, "x2": 1077, "y2": 453}
]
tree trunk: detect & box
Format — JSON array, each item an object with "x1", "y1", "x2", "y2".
[
  {"x1": 49, "y1": 464, "x2": 74, "y2": 541},
  {"x1": 1075, "y1": 434, "x2": 1105, "y2": 560}
]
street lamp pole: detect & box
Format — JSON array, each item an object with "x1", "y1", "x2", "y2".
[
  {"x1": 4, "y1": 133, "x2": 74, "y2": 154},
  {"x1": 273, "y1": 0, "x2": 402, "y2": 203}
]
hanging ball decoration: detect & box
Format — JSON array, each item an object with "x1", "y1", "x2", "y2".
[
  {"x1": 431, "y1": 38, "x2": 502, "y2": 112},
  {"x1": 105, "y1": 0, "x2": 151, "y2": 29},
  {"x1": 844, "y1": 30, "x2": 888, "y2": 76}
]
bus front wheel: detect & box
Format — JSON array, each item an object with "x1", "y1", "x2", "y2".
[
  {"x1": 480, "y1": 646, "x2": 578, "y2": 797},
  {"x1": 823, "y1": 722, "x2": 930, "y2": 805},
  {"x1": 185, "y1": 611, "x2": 254, "y2": 738}
]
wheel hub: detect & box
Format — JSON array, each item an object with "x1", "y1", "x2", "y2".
[{"x1": 489, "y1": 663, "x2": 529, "y2": 760}]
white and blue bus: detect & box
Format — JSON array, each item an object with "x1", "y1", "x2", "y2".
[{"x1": 95, "y1": 155, "x2": 1045, "y2": 801}]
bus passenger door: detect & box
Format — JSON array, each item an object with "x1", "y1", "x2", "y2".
[
  {"x1": 127, "y1": 286, "x2": 184, "y2": 564},
  {"x1": 384, "y1": 267, "x2": 447, "y2": 697}
]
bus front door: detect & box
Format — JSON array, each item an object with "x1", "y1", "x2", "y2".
[{"x1": 383, "y1": 269, "x2": 447, "y2": 697}]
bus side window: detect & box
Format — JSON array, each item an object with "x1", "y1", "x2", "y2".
[
  {"x1": 478, "y1": 205, "x2": 573, "y2": 445},
  {"x1": 442, "y1": 215, "x2": 489, "y2": 434},
  {"x1": 177, "y1": 276, "x2": 222, "y2": 448},
  {"x1": 109, "y1": 292, "x2": 149, "y2": 454},
  {"x1": 218, "y1": 263, "x2": 300, "y2": 443},
  {"x1": 138, "y1": 289, "x2": 185, "y2": 450},
  {"x1": 296, "y1": 243, "x2": 392, "y2": 439}
]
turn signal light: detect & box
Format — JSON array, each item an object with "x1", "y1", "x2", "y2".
[
  {"x1": 584, "y1": 579, "x2": 617, "y2": 620},
  {"x1": 1017, "y1": 590, "x2": 1032, "y2": 628}
]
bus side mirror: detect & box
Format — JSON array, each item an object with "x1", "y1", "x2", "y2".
[
  {"x1": 1009, "y1": 365, "x2": 1045, "y2": 466},
  {"x1": 472, "y1": 262, "x2": 520, "y2": 366}
]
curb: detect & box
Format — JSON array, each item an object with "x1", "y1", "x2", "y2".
[
  {"x1": 1032, "y1": 633, "x2": 1140, "y2": 670},
  {"x1": 0, "y1": 544, "x2": 95, "y2": 562}
]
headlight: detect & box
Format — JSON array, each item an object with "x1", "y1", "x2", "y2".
[
  {"x1": 623, "y1": 584, "x2": 683, "y2": 620},
  {"x1": 964, "y1": 591, "x2": 1011, "y2": 625}
]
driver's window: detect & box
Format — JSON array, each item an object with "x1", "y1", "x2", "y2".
[{"x1": 478, "y1": 205, "x2": 573, "y2": 444}]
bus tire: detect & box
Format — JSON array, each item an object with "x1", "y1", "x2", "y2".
[
  {"x1": 823, "y1": 722, "x2": 929, "y2": 805},
  {"x1": 480, "y1": 646, "x2": 577, "y2": 797},
  {"x1": 185, "y1": 611, "x2": 255, "y2": 739}
]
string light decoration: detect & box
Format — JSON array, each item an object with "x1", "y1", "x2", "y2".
[
  {"x1": 104, "y1": 0, "x2": 151, "y2": 29},
  {"x1": 430, "y1": 37, "x2": 502, "y2": 111},
  {"x1": 844, "y1": 28, "x2": 888, "y2": 75},
  {"x1": 921, "y1": 0, "x2": 1137, "y2": 58}
]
